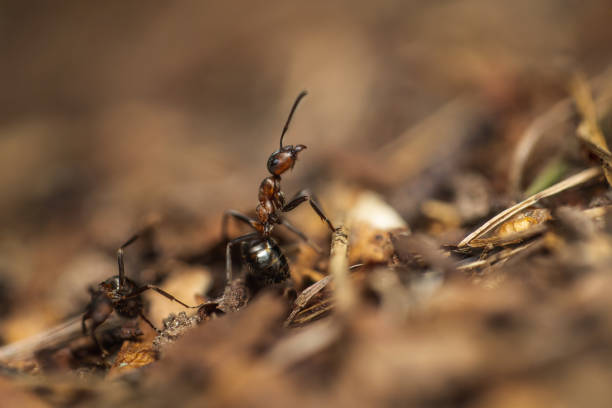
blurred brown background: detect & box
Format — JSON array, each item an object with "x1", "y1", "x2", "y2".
[{"x1": 1, "y1": 1, "x2": 612, "y2": 341}]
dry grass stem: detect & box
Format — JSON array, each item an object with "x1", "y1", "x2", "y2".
[
  {"x1": 510, "y1": 65, "x2": 612, "y2": 195},
  {"x1": 458, "y1": 166, "x2": 602, "y2": 247},
  {"x1": 571, "y1": 74, "x2": 612, "y2": 186}
]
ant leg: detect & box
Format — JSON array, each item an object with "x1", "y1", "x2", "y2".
[
  {"x1": 280, "y1": 218, "x2": 322, "y2": 253},
  {"x1": 82, "y1": 310, "x2": 91, "y2": 335},
  {"x1": 139, "y1": 311, "x2": 160, "y2": 333},
  {"x1": 125, "y1": 285, "x2": 200, "y2": 308},
  {"x1": 226, "y1": 233, "x2": 258, "y2": 283},
  {"x1": 88, "y1": 300, "x2": 114, "y2": 356},
  {"x1": 282, "y1": 189, "x2": 335, "y2": 232},
  {"x1": 222, "y1": 210, "x2": 259, "y2": 240}
]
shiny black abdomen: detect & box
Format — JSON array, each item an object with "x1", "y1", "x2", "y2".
[{"x1": 241, "y1": 237, "x2": 289, "y2": 287}]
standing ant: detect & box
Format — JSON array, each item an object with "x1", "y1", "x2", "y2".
[
  {"x1": 222, "y1": 91, "x2": 336, "y2": 291},
  {"x1": 82, "y1": 234, "x2": 197, "y2": 355}
]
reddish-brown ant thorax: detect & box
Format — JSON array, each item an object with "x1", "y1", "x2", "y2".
[{"x1": 267, "y1": 144, "x2": 306, "y2": 175}]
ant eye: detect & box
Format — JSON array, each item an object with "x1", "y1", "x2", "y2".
[{"x1": 267, "y1": 153, "x2": 284, "y2": 174}]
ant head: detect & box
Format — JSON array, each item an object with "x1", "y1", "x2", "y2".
[
  {"x1": 267, "y1": 144, "x2": 306, "y2": 175},
  {"x1": 267, "y1": 91, "x2": 308, "y2": 176},
  {"x1": 100, "y1": 276, "x2": 121, "y2": 293}
]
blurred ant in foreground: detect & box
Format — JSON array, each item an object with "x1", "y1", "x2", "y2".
[
  {"x1": 222, "y1": 91, "x2": 335, "y2": 290},
  {"x1": 82, "y1": 234, "x2": 197, "y2": 355}
]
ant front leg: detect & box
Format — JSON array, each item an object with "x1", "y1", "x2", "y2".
[
  {"x1": 125, "y1": 284, "x2": 200, "y2": 308},
  {"x1": 222, "y1": 210, "x2": 260, "y2": 240},
  {"x1": 280, "y1": 218, "x2": 323, "y2": 253},
  {"x1": 282, "y1": 189, "x2": 335, "y2": 232},
  {"x1": 225, "y1": 232, "x2": 258, "y2": 283},
  {"x1": 84, "y1": 297, "x2": 114, "y2": 355},
  {"x1": 122, "y1": 285, "x2": 200, "y2": 333}
]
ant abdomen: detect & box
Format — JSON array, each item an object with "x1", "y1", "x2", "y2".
[{"x1": 241, "y1": 237, "x2": 289, "y2": 287}]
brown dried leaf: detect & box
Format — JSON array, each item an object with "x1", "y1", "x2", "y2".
[{"x1": 108, "y1": 340, "x2": 157, "y2": 378}]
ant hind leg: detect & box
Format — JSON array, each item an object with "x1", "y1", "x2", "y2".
[
  {"x1": 280, "y1": 218, "x2": 323, "y2": 253},
  {"x1": 225, "y1": 233, "x2": 258, "y2": 283},
  {"x1": 88, "y1": 304, "x2": 113, "y2": 356}
]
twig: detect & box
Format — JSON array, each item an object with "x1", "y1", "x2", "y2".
[
  {"x1": 329, "y1": 226, "x2": 353, "y2": 314},
  {"x1": 0, "y1": 314, "x2": 122, "y2": 362},
  {"x1": 458, "y1": 167, "x2": 602, "y2": 248}
]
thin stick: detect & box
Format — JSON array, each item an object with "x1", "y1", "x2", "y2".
[
  {"x1": 0, "y1": 315, "x2": 122, "y2": 362},
  {"x1": 457, "y1": 238, "x2": 545, "y2": 271},
  {"x1": 458, "y1": 167, "x2": 602, "y2": 248},
  {"x1": 329, "y1": 226, "x2": 353, "y2": 314}
]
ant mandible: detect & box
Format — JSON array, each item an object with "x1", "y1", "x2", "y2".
[
  {"x1": 222, "y1": 91, "x2": 336, "y2": 290},
  {"x1": 82, "y1": 234, "x2": 197, "y2": 355}
]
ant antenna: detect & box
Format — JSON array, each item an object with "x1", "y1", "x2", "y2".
[
  {"x1": 117, "y1": 234, "x2": 139, "y2": 287},
  {"x1": 280, "y1": 90, "x2": 308, "y2": 149}
]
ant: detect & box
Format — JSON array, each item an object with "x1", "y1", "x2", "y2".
[
  {"x1": 82, "y1": 234, "x2": 197, "y2": 355},
  {"x1": 222, "y1": 91, "x2": 336, "y2": 291}
]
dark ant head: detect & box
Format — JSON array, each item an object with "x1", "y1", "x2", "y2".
[
  {"x1": 268, "y1": 91, "x2": 308, "y2": 176},
  {"x1": 98, "y1": 276, "x2": 122, "y2": 300},
  {"x1": 267, "y1": 144, "x2": 306, "y2": 175}
]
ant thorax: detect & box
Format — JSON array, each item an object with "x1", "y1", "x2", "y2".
[{"x1": 256, "y1": 176, "x2": 285, "y2": 230}]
